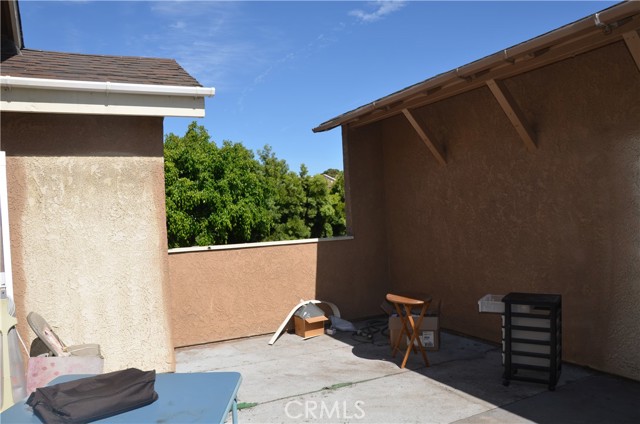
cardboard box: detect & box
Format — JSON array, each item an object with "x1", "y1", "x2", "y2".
[
  {"x1": 388, "y1": 315, "x2": 440, "y2": 351},
  {"x1": 294, "y1": 315, "x2": 328, "y2": 339}
]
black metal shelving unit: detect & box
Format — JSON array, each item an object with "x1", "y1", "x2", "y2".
[{"x1": 502, "y1": 292, "x2": 562, "y2": 391}]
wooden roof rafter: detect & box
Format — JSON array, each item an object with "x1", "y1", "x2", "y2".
[
  {"x1": 486, "y1": 79, "x2": 537, "y2": 152},
  {"x1": 401, "y1": 109, "x2": 447, "y2": 166},
  {"x1": 623, "y1": 29, "x2": 640, "y2": 71}
]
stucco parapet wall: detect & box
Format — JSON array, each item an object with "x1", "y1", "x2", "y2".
[
  {"x1": 168, "y1": 236, "x2": 354, "y2": 254},
  {"x1": 0, "y1": 76, "x2": 215, "y2": 117}
]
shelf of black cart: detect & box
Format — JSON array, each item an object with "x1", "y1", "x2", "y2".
[
  {"x1": 510, "y1": 312, "x2": 552, "y2": 318},
  {"x1": 511, "y1": 325, "x2": 551, "y2": 332},
  {"x1": 511, "y1": 363, "x2": 553, "y2": 372},
  {"x1": 511, "y1": 350, "x2": 551, "y2": 359},
  {"x1": 511, "y1": 338, "x2": 551, "y2": 345}
]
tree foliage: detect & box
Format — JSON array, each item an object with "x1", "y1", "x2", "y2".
[{"x1": 164, "y1": 122, "x2": 346, "y2": 248}]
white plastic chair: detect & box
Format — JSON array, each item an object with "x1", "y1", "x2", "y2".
[{"x1": 27, "y1": 312, "x2": 101, "y2": 357}]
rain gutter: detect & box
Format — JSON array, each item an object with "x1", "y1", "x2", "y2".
[
  {"x1": 0, "y1": 76, "x2": 215, "y2": 97},
  {"x1": 0, "y1": 76, "x2": 215, "y2": 117}
]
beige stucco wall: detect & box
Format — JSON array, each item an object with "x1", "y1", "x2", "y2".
[
  {"x1": 168, "y1": 237, "x2": 388, "y2": 348},
  {"x1": 169, "y1": 242, "x2": 321, "y2": 346},
  {"x1": 169, "y1": 126, "x2": 390, "y2": 347},
  {"x1": 368, "y1": 41, "x2": 640, "y2": 380},
  {"x1": 1, "y1": 113, "x2": 175, "y2": 373}
]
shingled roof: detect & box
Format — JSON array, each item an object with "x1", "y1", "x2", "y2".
[{"x1": 1, "y1": 49, "x2": 202, "y2": 87}]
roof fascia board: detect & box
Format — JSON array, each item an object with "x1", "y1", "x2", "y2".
[
  {"x1": 313, "y1": 1, "x2": 640, "y2": 133},
  {"x1": 0, "y1": 76, "x2": 214, "y2": 117},
  {"x1": 1, "y1": 86, "x2": 206, "y2": 117},
  {"x1": 0, "y1": 76, "x2": 215, "y2": 97}
]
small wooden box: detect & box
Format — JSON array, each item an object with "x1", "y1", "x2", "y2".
[{"x1": 294, "y1": 315, "x2": 328, "y2": 339}]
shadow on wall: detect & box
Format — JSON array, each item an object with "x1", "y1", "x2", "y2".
[
  {"x1": 314, "y1": 33, "x2": 640, "y2": 384},
  {"x1": 315, "y1": 238, "x2": 388, "y2": 321}
]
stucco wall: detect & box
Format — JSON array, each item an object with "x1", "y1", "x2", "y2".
[
  {"x1": 316, "y1": 123, "x2": 390, "y2": 320},
  {"x1": 168, "y1": 236, "x2": 390, "y2": 347},
  {"x1": 169, "y1": 242, "x2": 320, "y2": 346},
  {"x1": 1, "y1": 113, "x2": 175, "y2": 373},
  {"x1": 169, "y1": 126, "x2": 389, "y2": 347},
  {"x1": 374, "y1": 41, "x2": 640, "y2": 380}
]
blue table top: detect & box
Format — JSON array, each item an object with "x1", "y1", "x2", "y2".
[{"x1": 1, "y1": 372, "x2": 242, "y2": 423}]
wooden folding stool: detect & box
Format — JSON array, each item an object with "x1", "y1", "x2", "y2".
[{"x1": 386, "y1": 293, "x2": 431, "y2": 368}]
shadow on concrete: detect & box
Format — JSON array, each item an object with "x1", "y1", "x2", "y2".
[
  {"x1": 477, "y1": 373, "x2": 640, "y2": 424},
  {"x1": 327, "y1": 319, "x2": 640, "y2": 424}
]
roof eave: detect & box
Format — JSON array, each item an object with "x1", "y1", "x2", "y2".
[
  {"x1": 0, "y1": 76, "x2": 215, "y2": 118},
  {"x1": 313, "y1": 0, "x2": 640, "y2": 133}
]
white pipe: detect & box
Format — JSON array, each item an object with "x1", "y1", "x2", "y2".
[{"x1": 0, "y1": 76, "x2": 215, "y2": 97}]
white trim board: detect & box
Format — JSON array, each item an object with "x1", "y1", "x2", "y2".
[{"x1": 0, "y1": 76, "x2": 215, "y2": 117}]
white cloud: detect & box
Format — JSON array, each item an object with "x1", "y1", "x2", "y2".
[
  {"x1": 349, "y1": 0, "x2": 406, "y2": 23},
  {"x1": 170, "y1": 21, "x2": 186, "y2": 30},
  {"x1": 150, "y1": 1, "x2": 240, "y2": 18},
  {"x1": 141, "y1": 2, "x2": 278, "y2": 90},
  {"x1": 143, "y1": 1, "x2": 353, "y2": 106}
]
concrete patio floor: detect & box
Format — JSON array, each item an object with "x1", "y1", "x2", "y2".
[{"x1": 176, "y1": 320, "x2": 640, "y2": 423}]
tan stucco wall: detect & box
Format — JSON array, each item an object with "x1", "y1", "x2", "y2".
[
  {"x1": 1, "y1": 113, "x2": 175, "y2": 373},
  {"x1": 169, "y1": 243, "x2": 320, "y2": 346},
  {"x1": 168, "y1": 237, "x2": 388, "y2": 348},
  {"x1": 168, "y1": 238, "x2": 381, "y2": 347},
  {"x1": 168, "y1": 127, "x2": 390, "y2": 347},
  {"x1": 370, "y1": 41, "x2": 640, "y2": 380}
]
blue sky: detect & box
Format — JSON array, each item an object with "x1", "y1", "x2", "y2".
[{"x1": 19, "y1": 1, "x2": 617, "y2": 175}]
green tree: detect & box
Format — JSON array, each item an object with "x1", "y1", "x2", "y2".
[
  {"x1": 300, "y1": 165, "x2": 340, "y2": 238},
  {"x1": 164, "y1": 122, "x2": 347, "y2": 247},
  {"x1": 328, "y1": 171, "x2": 347, "y2": 236},
  {"x1": 258, "y1": 146, "x2": 309, "y2": 240},
  {"x1": 164, "y1": 122, "x2": 271, "y2": 247}
]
